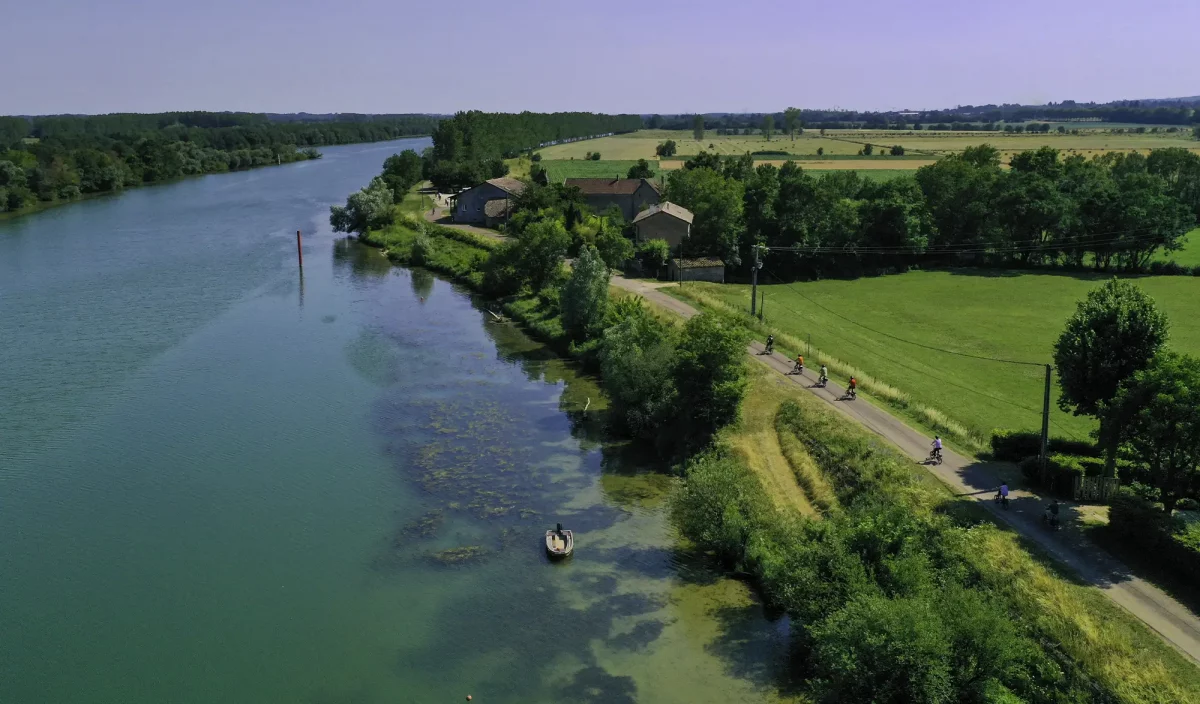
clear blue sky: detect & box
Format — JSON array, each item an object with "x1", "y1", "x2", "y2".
[{"x1": 3, "y1": 0, "x2": 1197, "y2": 115}]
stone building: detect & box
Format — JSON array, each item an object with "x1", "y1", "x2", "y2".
[
  {"x1": 564, "y1": 178, "x2": 661, "y2": 220},
  {"x1": 667, "y1": 257, "x2": 726, "y2": 283},
  {"x1": 453, "y1": 177, "x2": 525, "y2": 225},
  {"x1": 632, "y1": 201, "x2": 693, "y2": 248}
]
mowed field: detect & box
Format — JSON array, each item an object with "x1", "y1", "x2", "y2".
[
  {"x1": 682, "y1": 270, "x2": 1200, "y2": 441},
  {"x1": 536, "y1": 129, "x2": 1200, "y2": 169},
  {"x1": 541, "y1": 159, "x2": 664, "y2": 183}
]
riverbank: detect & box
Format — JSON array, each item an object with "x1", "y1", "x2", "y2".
[{"x1": 352, "y1": 201, "x2": 1200, "y2": 701}]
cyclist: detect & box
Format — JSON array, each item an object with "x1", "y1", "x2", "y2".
[
  {"x1": 996, "y1": 482, "x2": 1009, "y2": 503},
  {"x1": 1044, "y1": 499, "x2": 1061, "y2": 528},
  {"x1": 765, "y1": 335, "x2": 775, "y2": 354},
  {"x1": 931, "y1": 436, "x2": 943, "y2": 461},
  {"x1": 818, "y1": 364, "x2": 828, "y2": 385},
  {"x1": 793, "y1": 354, "x2": 804, "y2": 374},
  {"x1": 847, "y1": 376, "x2": 857, "y2": 398}
]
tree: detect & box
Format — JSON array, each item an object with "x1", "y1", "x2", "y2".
[
  {"x1": 600, "y1": 308, "x2": 678, "y2": 440},
  {"x1": 1108, "y1": 353, "x2": 1200, "y2": 513},
  {"x1": 861, "y1": 143, "x2": 874, "y2": 156},
  {"x1": 596, "y1": 226, "x2": 635, "y2": 270},
  {"x1": 627, "y1": 158, "x2": 654, "y2": 179},
  {"x1": 693, "y1": 115, "x2": 705, "y2": 142},
  {"x1": 638, "y1": 238, "x2": 670, "y2": 273},
  {"x1": 890, "y1": 145, "x2": 905, "y2": 156},
  {"x1": 683, "y1": 151, "x2": 722, "y2": 172},
  {"x1": 1193, "y1": 126, "x2": 1200, "y2": 141},
  {"x1": 330, "y1": 176, "x2": 395, "y2": 235},
  {"x1": 514, "y1": 218, "x2": 571, "y2": 291},
  {"x1": 560, "y1": 245, "x2": 610, "y2": 341},
  {"x1": 590, "y1": 152, "x2": 601, "y2": 161},
  {"x1": 763, "y1": 115, "x2": 774, "y2": 141},
  {"x1": 817, "y1": 147, "x2": 824, "y2": 156},
  {"x1": 672, "y1": 314, "x2": 748, "y2": 449},
  {"x1": 665, "y1": 166, "x2": 745, "y2": 264},
  {"x1": 1054, "y1": 279, "x2": 1169, "y2": 477},
  {"x1": 380, "y1": 150, "x2": 424, "y2": 199},
  {"x1": 656, "y1": 140, "x2": 677, "y2": 157},
  {"x1": 784, "y1": 107, "x2": 801, "y2": 141}
]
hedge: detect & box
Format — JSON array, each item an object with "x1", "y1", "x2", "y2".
[
  {"x1": 1108, "y1": 488, "x2": 1200, "y2": 584},
  {"x1": 991, "y1": 430, "x2": 1100, "y2": 462},
  {"x1": 1017, "y1": 453, "x2": 1104, "y2": 498}
]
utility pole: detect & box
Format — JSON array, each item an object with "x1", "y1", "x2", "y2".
[
  {"x1": 750, "y1": 243, "x2": 765, "y2": 316},
  {"x1": 1039, "y1": 364, "x2": 1052, "y2": 473}
]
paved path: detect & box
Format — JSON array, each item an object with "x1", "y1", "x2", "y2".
[{"x1": 610, "y1": 275, "x2": 1200, "y2": 663}]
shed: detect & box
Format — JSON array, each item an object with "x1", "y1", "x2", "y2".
[
  {"x1": 667, "y1": 257, "x2": 725, "y2": 283},
  {"x1": 483, "y1": 199, "x2": 512, "y2": 228},
  {"x1": 632, "y1": 201, "x2": 693, "y2": 248}
]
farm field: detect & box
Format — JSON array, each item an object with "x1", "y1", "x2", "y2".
[
  {"x1": 679, "y1": 271, "x2": 1200, "y2": 441},
  {"x1": 540, "y1": 159, "x2": 663, "y2": 183},
  {"x1": 535, "y1": 129, "x2": 1200, "y2": 171}
]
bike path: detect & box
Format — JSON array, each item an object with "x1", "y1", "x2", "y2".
[{"x1": 611, "y1": 275, "x2": 1200, "y2": 663}]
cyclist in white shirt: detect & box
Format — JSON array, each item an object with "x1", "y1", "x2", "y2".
[{"x1": 931, "y1": 436, "x2": 943, "y2": 460}]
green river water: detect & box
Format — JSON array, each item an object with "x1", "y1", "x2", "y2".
[{"x1": 0, "y1": 139, "x2": 797, "y2": 703}]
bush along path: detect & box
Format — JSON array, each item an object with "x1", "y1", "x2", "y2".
[{"x1": 610, "y1": 274, "x2": 1200, "y2": 663}]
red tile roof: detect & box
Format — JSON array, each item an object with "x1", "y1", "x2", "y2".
[{"x1": 564, "y1": 178, "x2": 659, "y2": 195}]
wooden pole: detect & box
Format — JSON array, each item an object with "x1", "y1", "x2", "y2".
[{"x1": 296, "y1": 230, "x2": 304, "y2": 270}]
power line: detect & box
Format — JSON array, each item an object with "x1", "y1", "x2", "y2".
[{"x1": 760, "y1": 265, "x2": 1046, "y2": 367}]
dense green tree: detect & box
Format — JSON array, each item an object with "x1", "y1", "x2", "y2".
[
  {"x1": 599, "y1": 308, "x2": 678, "y2": 439},
  {"x1": 513, "y1": 218, "x2": 570, "y2": 291},
  {"x1": 1054, "y1": 279, "x2": 1169, "y2": 477},
  {"x1": 672, "y1": 314, "x2": 747, "y2": 449},
  {"x1": 560, "y1": 245, "x2": 610, "y2": 341},
  {"x1": 626, "y1": 158, "x2": 653, "y2": 179},
  {"x1": 329, "y1": 176, "x2": 395, "y2": 235},
  {"x1": 637, "y1": 238, "x2": 670, "y2": 272},
  {"x1": 670, "y1": 452, "x2": 771, "y2": 570},
  {"x1": 595, "y1": 226, "x2": 634, "y2": 269},
  {"x1": 693, "y1": 115, "x2": 705, "y2": 142},
  {"x1": 890, "y1": 145, "x2": 905, "y2": 156},
  {"x1": 861, "y1": 143, "x2": 874, "y2": 156},
  {"x1": 683, "y1": 150, "x2": 722, "y2": 172},
  {"x1": 1108, "y1": 352, "x2": 1200, "y2": 513},
  {"x1": 784, "y1": 107, "x2": 801, "y2": 140},
  {"x1": 380, "y1": 150, "x2": 424, "y2": 199},
  {"x1": 655, "y1": 140, "x2": 677, "y2": 157},
  {"x1": 721, "y1": 152, "x2": 754, "y2": 182},
  {"x1": 665, "y1": 166, "x2": 745, "y2": 264}
]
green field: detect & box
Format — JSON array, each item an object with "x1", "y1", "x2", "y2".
[
  {"x1": 1158, "y1": 228, "x2": 1200, "y2": 267},
  {"x1": 681, "y1": 271, "x2": 1200, "y2": 441},
  {"x1": 535, "y1": 129, "x2": 1200, "y2": 171},
  {"x1": 540, "y1": 159, "x2": 663, "y2": 184}
]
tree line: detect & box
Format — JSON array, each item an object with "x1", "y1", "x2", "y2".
[
  {"x1": 424, "y1": 110, "x2": 642, "y2": 192},
  {"x1": 657, "y1": 145, "x2": 1200, "y2": 278},
  {"x1": 0, "y1": 112, "x2": 438, "y2": 213}
]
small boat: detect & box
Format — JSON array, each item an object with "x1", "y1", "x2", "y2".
[{"x1": 545, "y1": 523, "x2": 573, "y2": 560}]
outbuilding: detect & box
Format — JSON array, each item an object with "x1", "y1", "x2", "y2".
[{"x1": 667, "y1": 257, "x2": 725, "y2": 283}]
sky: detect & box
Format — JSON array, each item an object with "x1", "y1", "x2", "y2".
[{"x1": 3, "y1": 0, "x2": 1198, "y2": 115}]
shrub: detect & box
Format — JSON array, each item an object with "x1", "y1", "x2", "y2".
[
  {"x1": 1108, "y1": 488, "x2": 1182, "y2": 544},
  {"x1": 410, "y1": 233, "x2": 431, "y2": 265},
  {"x1": 637, "y1": 238, "x2": 670, "y2": 274},
  {"x1": 531, "y1": 152, "x2": 542, "y2": 162},
  {"x1": 590, "y1": 152, "x2": 601, "y2": 161},
  {"x1": 560, "y1": 245, "x2": 609, "y2": 341},
  {"x1": 990, "y1": 430, "x2": 1098, "y2": 461}
]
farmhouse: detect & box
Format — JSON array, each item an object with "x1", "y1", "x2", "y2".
[
  {"x1": 564, "y1": 178, "x2": 661, "y2": 220},
  {"x1": 632, "y1": 201, "x2": 693, "y2": 248},
  {"x1": 453, "y1": 177, "x2": 525, "y2": 225},
  {"x1": 668, "y1": 257, "x2": 725, "y2": 283}
]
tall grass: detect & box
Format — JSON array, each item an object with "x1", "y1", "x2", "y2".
[{"x1": 674, "y1": 286, "x2": 988, "y2": 452}]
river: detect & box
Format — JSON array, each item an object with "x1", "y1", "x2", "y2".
[{"x1": 0, "y1": 139, "x2": 795, "y2": 703}]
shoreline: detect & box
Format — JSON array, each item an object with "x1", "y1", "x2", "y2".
[{"x1": 0, "y1": 134, "x2": 432, "y2": 223}]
